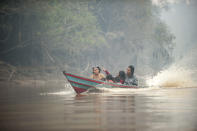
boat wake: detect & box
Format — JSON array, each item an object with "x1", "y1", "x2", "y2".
[
  {"x1": 86, "y1": 85, "x2": 160, "y2": 94},
  {"x1": 146, "y1": 44, "x2": 197, "y2": 88},
  {"x1": 40, "y1": 83, "x2": 75, "y2": 96}
]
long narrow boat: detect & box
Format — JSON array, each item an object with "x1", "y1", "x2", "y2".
[{"x1": 63, "y1": 71, "x2": 138, "y2": 94}]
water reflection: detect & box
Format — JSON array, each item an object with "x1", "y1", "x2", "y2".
[
  {"x1": 0, "y1": 86, "x2": 197, "y2": 131},
  {"x1": 63, "y1": 94, "x2": 137, "y2": 130}
]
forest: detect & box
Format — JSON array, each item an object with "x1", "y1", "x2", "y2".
[{"x1": 0, "y1": 0, "x2": 175, "y2": 83}]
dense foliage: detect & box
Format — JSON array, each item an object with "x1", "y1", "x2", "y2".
[{"x1": 0, "y1": 0, "x2": 175, "y2": 76}]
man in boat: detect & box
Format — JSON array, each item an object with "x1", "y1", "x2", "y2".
[
  {"x1": 124, "y1": 65, "x2": 138, "y2": 86},
  {"x1": 105, "y1": 74, "x2": 114, "y2": 83},
  {"x1": 91, "y1": 66, "x2": 105, "y2": 80},
  {"x1": 114, "y1": 71, "x2": 126, "y2": 84},
  {"x1": 103, "y1": 68, "x2": 126, "y2": 84}
]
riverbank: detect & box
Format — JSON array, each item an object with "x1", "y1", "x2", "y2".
[{"x1": 0, "y1": 61, "x2": 66, "y2": 88}]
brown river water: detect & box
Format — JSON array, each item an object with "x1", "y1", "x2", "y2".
[{"x1": 0, "y1": 84, "x2": 197, "y2": 131}]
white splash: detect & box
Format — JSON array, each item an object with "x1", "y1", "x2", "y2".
[
  {"x1": 147, "y1": 43, "x2": 197, "y2": 88},
  {"x1": 40, "y1": 83, "x2": 75, "y2": 96},
  {"x1": 152, "y1": 0, "x2": 179, "y2": 6},
  {"x1": 89, "y1": 85, "x2": 160, "y2": 95},
  {"x1": 146, "y1": 64, "x2": 196, "y2": 87}
]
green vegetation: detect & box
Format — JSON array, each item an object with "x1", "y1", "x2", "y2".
[{"x1": 0, "y1": 0, "x2": 175, "y2": 80}]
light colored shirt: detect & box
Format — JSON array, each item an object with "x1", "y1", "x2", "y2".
[{"x1": 91, "y1": 73, "x2": 105, "y2": 80}]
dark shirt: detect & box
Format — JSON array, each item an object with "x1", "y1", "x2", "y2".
[
  {"x1": 124, "y1": 75, "x2": 138, "y2": 86},
  {"x1": 104, "y1": 70, "x2": 124, "y2": 84}
]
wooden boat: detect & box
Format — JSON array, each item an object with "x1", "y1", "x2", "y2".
[{"x1": 63, "y1": 71, "x2": 139, "y2": 94}]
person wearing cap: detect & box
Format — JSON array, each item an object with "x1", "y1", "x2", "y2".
[
  {"x1": 90, "y1": 67, "x2": 105, "y2": 80},
  {"x1": 124, "y1": 65, "x2": 138, "y2": 86}
]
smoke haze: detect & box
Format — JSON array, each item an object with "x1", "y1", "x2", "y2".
[{"x1": 147, "y1": 0, "x2": 197, "y2": 87}]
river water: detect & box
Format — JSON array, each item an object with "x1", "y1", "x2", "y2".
[{"x1": 0, "y1": 84, "x2": 197, "y2": 131}]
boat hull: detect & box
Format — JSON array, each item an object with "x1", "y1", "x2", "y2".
[{"x1": 63, "y1": 71, "x2": 138, "y2": 94}]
